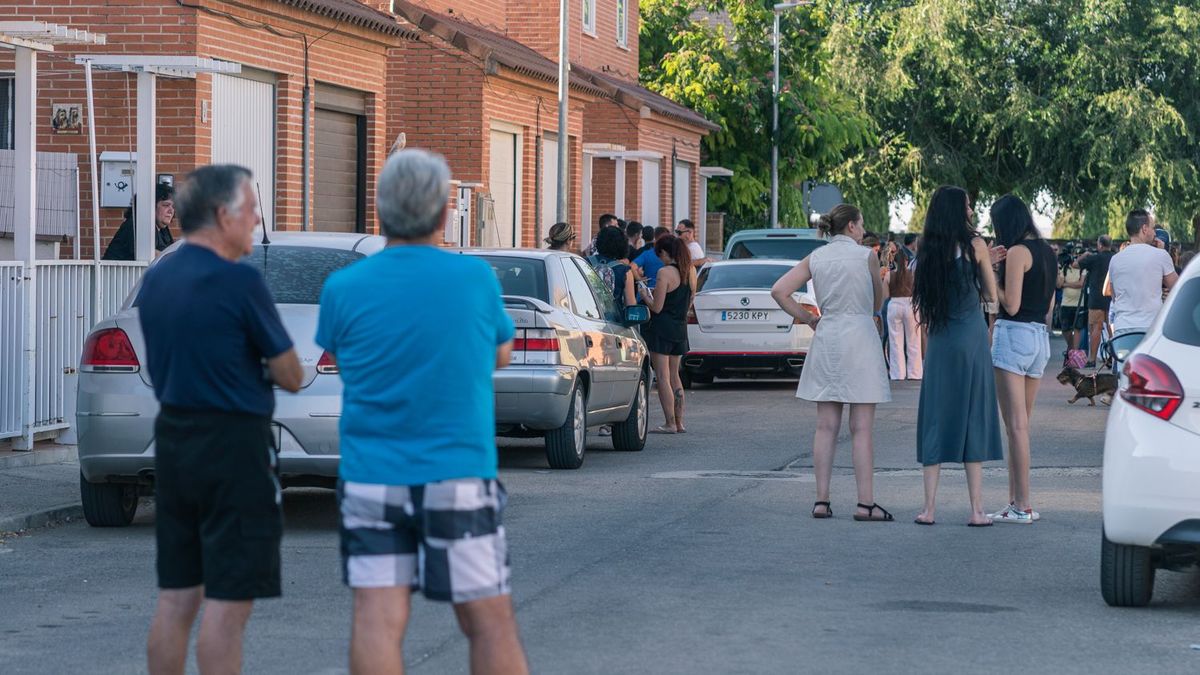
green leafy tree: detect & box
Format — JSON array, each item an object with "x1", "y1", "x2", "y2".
[
  {"x1": 823, "y1": 0, "x2": 1200, "y2": 242},
  {"x1": 640, "y1": 0, "x2": 874, "y2": 230}
]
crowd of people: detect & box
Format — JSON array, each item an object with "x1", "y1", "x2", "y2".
[
  {"x1": 771, "y1": 188, "x2": 1185, "y2": 528},
  {"x1": 131, "y1": 146, "x2": 1189, "y2": 673}
]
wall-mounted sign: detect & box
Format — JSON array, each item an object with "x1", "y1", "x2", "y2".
[{"x1": 51, "y1": 103, "x2": 82, "y2": 135}]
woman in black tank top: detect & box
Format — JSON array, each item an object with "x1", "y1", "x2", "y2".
[
  {"x1": 987, "y1": 195, "x2": 1057, "y2": 524},
  {"x1": 637, "y1": 235, "x2": 696, "y2": 433}
]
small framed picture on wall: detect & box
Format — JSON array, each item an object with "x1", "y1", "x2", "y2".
[{"x1": 51, "y1": 103, "x2": 83, "y2": 135}]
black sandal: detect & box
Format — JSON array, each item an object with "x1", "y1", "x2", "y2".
[
  {"x1": 854, "y1": 503, "x2": 894, "y2": 522},
  {"x1": 812, "y1": 501, "x2": 832, "y2": 519}
]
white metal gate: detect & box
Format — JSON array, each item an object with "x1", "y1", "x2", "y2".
[
  {"x1": 0, "y1": 262, "x2": 24, "y2": 439},
  {"x1": 0, "y1": 260, "x2": 147, "y2": 443},
  {"x1": 212, "y1": 73, "x2": 276, "y2": 228},
  {"x1": 34, "y1": 262, "x2": 91, "y2": 430}
]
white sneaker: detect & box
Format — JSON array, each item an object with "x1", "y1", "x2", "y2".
[
  {"x1": 991, "y1": 504, "x2": 1034, "y2": 524},
  {"x1": 989, "y1": 502, "x2": 1040, "y2": 521}
]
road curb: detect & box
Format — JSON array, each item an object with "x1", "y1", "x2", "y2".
[{"x1": 0, "y1": 503, "x2": 83, "y2": 534}]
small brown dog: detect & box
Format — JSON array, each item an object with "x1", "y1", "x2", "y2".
[{"x1": 1056, "y1": 367, "x2": 1117, "y2": 406}]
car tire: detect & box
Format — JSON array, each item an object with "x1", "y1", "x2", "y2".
[
  {"x1": 612, "y1": 371, "x2": 649, "y2": 452},
  {"x1": 80, "y1": 472, "x2": 137, "y2": 527},
  {"x1": 691, "y1": 373, "x2": 714, "y2": 386},
  {"x1": 680, "y1": 369, "x2": 692, "y2": 390},
  {"x1": 1101, "y1": 529, "x2": 1155, "y2": 607},
  {"x1": 545, "y1": 383, "x2": 586, "y2": 470}
]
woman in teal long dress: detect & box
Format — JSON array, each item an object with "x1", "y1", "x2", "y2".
[{"x1": 912, "y1": 186, "x2": 1004, "y2": 527}]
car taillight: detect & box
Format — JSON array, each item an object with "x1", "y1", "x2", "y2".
[
  {"x1": 316, "y1": 351, "x2": 339, "y2": 375},
  {"x1": 687, "y1": 304, "x2": 697, "y2": 324},
  {"x1": 513, "y1": 329, "x2": 560, "y2": 351},
  {"x1": 795, "y1": 303, "x2": 821, "y2": 325},
  {"x1": 1120, "y1": 354, "x2": 1183, "y2": 420},
  {"x1": 81, "y1": 328, "x2": 139, "y2": 373},
  {"x1": 513, "y1": 329, "x2": 560, "y2": 365}
]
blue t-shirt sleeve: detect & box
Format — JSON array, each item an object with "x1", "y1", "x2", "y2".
[
  {"x1": 241, "y1": 269, "x2": 293, "y2": 359},
  {"x1": 315, "y1": 277, "x2": 339, "y2": 354}
]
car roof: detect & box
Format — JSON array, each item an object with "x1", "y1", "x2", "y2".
[
  {"x1": 728, "y1": 228, "x2": 824, "y2": 240},
  {"x1": 459, "y1": 247, "x2": 575, "y2": 260},
  {"x1": 702, "y1": 259, "x2": 797, "y2": 268}
]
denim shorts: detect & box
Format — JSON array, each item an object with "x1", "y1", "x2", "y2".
[{"x1": 991, "y1": 319, "x2": 1051, "y2": 378}]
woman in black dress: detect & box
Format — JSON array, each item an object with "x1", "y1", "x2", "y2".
[
  {"x1": 638, "y1": 235, "x2": 694, "y2": 433},
  {"x1": 912, "y1": 186, "x2": 1004, "y2": 527}
]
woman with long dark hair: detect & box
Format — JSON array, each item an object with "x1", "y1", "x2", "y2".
[
  {"x1": 638, "y1": 235, "x2": 694, "y2": 433},
  {"x1": 912, "y1": 186, "x2": 1004, "y2": 526},
  {"x1": 988, "y1": 195, "x2": 1056, "y2": 524},
  {"x1": 772, "y1": 204, "x2": 893, "y2": 521}
]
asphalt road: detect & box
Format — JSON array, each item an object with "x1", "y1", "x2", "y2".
[{"x1": 2, "y1": 365, "x2": 1199, "y2": 673}]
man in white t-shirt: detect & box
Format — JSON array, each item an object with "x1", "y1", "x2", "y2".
[
  {"x1": 675, "y1": 219, "x2": 709, "y2": 270},
  {"x1": 1104, "y1": 209, "x2": 1179, "y2": 333}
]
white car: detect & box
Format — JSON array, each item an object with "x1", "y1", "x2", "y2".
[
  {"x1": 1101, "y1": 258, "x2": 1200, "y2": 607},
  {"x1": 682, "y1": 259, "x2": 817, "y2": 386}
]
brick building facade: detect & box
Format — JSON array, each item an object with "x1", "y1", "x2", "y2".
[
  {"x1": 2, "y1": 0, "x2": 717, "y2": 256},
  {"x1": 0, "y1": 0, "x2": 405, "y2": 258}
]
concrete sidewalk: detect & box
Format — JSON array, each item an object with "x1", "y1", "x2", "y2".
[{"x1": 0, "y1": 445, "x2": 83, "y2": 533}]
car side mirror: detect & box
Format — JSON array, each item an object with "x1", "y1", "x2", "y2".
[
  {"x1": 1106, "y1": 331, "x2": 1146, "y2": 367},
  {"x1": 624, "y1": 305, "x2": 650, "y2": 326}
]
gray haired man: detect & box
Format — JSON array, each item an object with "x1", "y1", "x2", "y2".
[
  {"x1": 138, "y1": 165, "x2": 303, "y2": 674},
  {"x1": 316, "y1": 149, "x2": 527, "y2": 673}
]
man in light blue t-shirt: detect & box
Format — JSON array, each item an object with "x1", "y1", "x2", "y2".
[
  {"x1": 316, "y1": 149, "x2": 528, "y2": 674},
  {"x1": 632, "y1": 225, "x2": 671, "y2": 288}
]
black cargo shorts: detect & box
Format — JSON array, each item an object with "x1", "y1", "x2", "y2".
[{"x1": 154, "y1": 405, "x2": 282, "y2": 600}]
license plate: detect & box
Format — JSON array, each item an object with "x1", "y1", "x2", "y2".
[{"x1": 722, "y1": 310, "x2": 769, "y2": 321}]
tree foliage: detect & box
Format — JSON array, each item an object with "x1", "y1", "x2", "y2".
[
  {"x1": 822, "y1": 0, "x2": 1200, "y2": 240},
  {"x1": 639, "y1": 0, "x2": 874, "y2": 229}
]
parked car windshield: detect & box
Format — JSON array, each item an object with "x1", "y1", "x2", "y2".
[
  {"x1": 478, "y1": 256, "x2": 549, "y2": 302},
  {"x1": 697, "y1": 264, "x2": 791, "y2": 292},
  {"x1": 242, "y1": 245, "x2": 364, "y2": 304},
  {"x1": 727, "y1": 236, "x2": 825, "y2": 260},
  {"x1": 1162, "y1": 277, "x2": 1200, "y2": 347}
]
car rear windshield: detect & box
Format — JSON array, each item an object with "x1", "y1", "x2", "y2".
[
  {"x1": 1162, "y1": 277, "x2": 1200, "y2": 346},
  {"x1": 697, "y1": 264, "x2": 791, "y2": 292},
  {"x1": 242, "y1": 245, "x2": 364, "y2": 304},
  {"x1": 727, "y1": 237, "x2": 825, "y2": 260},
  {"x1": 478, "y1": 256, "x2": 549, "y2": 302}
]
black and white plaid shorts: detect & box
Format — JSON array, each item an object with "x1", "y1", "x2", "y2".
[{"x1": 338, "y1": 478, "x2": 510, "y2": 603}]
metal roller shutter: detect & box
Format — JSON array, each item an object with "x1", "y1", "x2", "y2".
[{"x1": 314, "y1": 108, "x2": 362, "y2": 232}]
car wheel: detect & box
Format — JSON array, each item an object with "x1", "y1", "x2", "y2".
[
  {"x1": 691, "y1": 373, "x2": 714, "y2": 386},
  {"x1": 680, "y1": 369, "x2": 692, "y2": 390},
  {"x1": 612, "y1": 371, "x2": 649, "y2": 452},
  {"x1": 545, "y1": 383, "x2": 586, "y2": 469},
  {"x1": 79, "y1": 471, "x2": 137, "y2": 527},
  {"x1": 1101, "y1": 529, "x2": 1155, "y2": 607}
]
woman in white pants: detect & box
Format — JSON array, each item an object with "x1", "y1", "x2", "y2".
[{"x1": 885, "y1": 256, "x2": 923, "y2": 380}]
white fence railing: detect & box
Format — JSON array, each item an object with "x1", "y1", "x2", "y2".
[
  {"x1": 0, "y1": 260, "x2": 147, "y2": 441},
  {"x1": 0, "y1": 262, "x2": 24, "y2": 440},
  {"x1": 0, "y1": 150, "x2": 80, "y2": 237}
]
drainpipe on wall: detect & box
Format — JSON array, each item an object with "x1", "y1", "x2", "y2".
[{"x1": 301, "y1": 42, "x2": 311, "y2": 232}]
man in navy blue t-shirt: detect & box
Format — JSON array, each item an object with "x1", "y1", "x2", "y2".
[{"x1": 138, "y1": 165, "x2": 302, "y2": 675}]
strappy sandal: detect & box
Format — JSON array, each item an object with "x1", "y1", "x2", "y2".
[
  {"x1": 812, "y1": 501, "x2": 832, "y2": 519},
  {"x1": 854, "y1": 503, "x2": 895, "y2": 522}
]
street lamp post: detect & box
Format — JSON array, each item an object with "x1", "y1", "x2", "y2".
[{"x1": 771, "y1": 1, "x2": 812, "y2": 229}]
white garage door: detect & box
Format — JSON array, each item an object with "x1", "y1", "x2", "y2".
[
  {"x1": 640, "y1": 159, "x2": 660, "y2": 228},
  {"x1": 673, "y1": 161, "x2": 691, "y2": 225},
  {"x1": 489, "y1": 129, "x2": 520, "y2": 248},
  {"x1": 211, "y1": 73, "x2": 275, "y2": 228}
]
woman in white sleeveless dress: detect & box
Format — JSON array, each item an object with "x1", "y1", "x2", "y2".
[{"x1": 771, "y1": 204, "x2": 893, "y2": 521}]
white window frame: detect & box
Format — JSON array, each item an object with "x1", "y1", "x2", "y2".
[
  {"x1": 582, "y1": 0, "x2": 597, "y2": 36},
  {"x1": 616, "y1": 0, "x2": 628, "y2": 48}
]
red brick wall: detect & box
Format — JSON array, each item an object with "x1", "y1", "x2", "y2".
[
  {"x1": 407, "y1": 0, "x2": 508, "y2": 31},
  {"x1": 505, "y1": 0, "x2": 637, "y2": 80},
  {"x1": 0, "y1": 0, "x2": 393, "y2": 258},
  {"x1": 638, "y1": 117, "x2": 703, "y2": 230}
]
